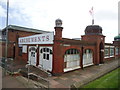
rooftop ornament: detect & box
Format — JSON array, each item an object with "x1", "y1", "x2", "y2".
[{"x1": 55, "y1": 19, "x2": 62, "y2": 27}]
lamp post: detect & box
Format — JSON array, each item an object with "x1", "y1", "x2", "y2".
[{"x1": 4, "y1": 0, "x2": 9, "y2": 76}]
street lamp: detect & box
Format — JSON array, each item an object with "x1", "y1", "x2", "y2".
[{"x1": 4, "y1": 0, "x2": 9, "y2": 76}]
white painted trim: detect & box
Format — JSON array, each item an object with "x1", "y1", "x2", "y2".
[
  {"x1": 104, "y1": 56, "x2": 110, "y2": 58},
  {"x1": 110, "y1": 46, "x2": 115, "y2": 48},
  {"x1": 83, "y1": 63, "x2": 93, "y2": 67},
  {"x1": 110, "y1": 56, "x2": 114, "y2": 57},
  {"x1": 64, "y1": 66, "x2": 81, "y2": 72},
  {"x1": 105, "y1": 45, "x2": 110, "y2": 48}
]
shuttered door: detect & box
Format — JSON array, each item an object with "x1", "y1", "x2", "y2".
[
  {"x1": 64, "y1": 49, "x2": 80, "y2": 72},
  {"x1": 83, "y1": 49, "x2": 93, "y2": 67}
]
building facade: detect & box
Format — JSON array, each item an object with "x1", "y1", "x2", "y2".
[
  {"x1": 1, "y1": 19, "x2": 120, "y2": 75},
  {"x1": 1, "y1": 25, "x2": 50, "y2": 61}
]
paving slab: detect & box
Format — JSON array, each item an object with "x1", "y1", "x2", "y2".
[
  {"x1": 1, "y1": 58, "x2": 119, "y2": 89},
  {"x1": 49, "y1": 58, "x2": 119, "y2": 88}
]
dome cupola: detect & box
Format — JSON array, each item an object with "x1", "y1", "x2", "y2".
[
  {"x1": 85, "y1": 25, "x2": 102, "y2": 35},
  {"x1": 114, "y1": 35, "x2": 120, "y2": 41}
]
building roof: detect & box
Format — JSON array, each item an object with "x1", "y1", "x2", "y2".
[
  {"x1": 2, "y1": 25, "x2": 51, "y2": 33},
  {"x1": 85, "y1": 25, "x2": 103, "y2": 35},
  {"x1": 114, "y1": 34, "x2": 120, "y2": 41}
]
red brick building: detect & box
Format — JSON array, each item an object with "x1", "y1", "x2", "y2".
[
  {"x1": 1, "y1": 25, "x2": 50, "y2": 60},
  {"x1": 1, "y1": 19, "x2": 120, "y2": 75}
]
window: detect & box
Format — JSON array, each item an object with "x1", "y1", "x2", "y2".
[
  {"x1": 65, "y1": 49, "x2": 79, "y2": 55},
  {"x1": 22, "y1": 45, "x2": 27, "y2": 53},
  {"x1": 47, "y1": 48, "x2": 49, "y2": 52},
  {"x1": 84, "y1": 49, "x2": 92, "y2": 54},
  {"x1": 110, "y1": 48, "x2": 114, "y2": 56},
  {"x1": 31, "y1": 52, "x2": 35, "y2": 57},
  {"x1": 50, "y1": 50, "x2": 53, "y2": 54},
  {"x1": 47, "y1": 54, "x2": 49, "y2": 60},
  {"x1": 40, "y1": 49, "x2": 43, "y2": 53},
  {"x1": 40, "y1": 47, "x2": 53, "y2": 60},
  {"x1": 115, "y1": 48, "x2": 119, "y2": 55},
  {"x1": 43, "y1": 54, "x2": 49, "y2": 60},
  {"x1": 43, "y1": 53, "x2": 46, "y2": 59},
  {"x1": 31, "y1": 47, "x2": 36, "y2": 51},
  {"x1": 43, "y1": 48, "x2": 46, "y2": 52},
  {"x1": 104, "y1": 48, "x2": 109, "y2": 57}
]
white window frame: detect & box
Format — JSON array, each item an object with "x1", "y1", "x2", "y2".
[
  {"x1": 110, "y1": 48, "x2": 114, "y2": 57},
  {"x1": 104, "y1": 48, "x2": 109, "y2": 58}
]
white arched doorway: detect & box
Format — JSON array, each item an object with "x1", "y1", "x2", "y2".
[
  {"x1": 39, "y1": 47, "x2": 53, "y2": 71},
  {"x1": 28, "y1": 46, "x2": 37, "y2": 66},
  {"x1": 64, "y1": 49, "x2": 80, "y2": 72}
]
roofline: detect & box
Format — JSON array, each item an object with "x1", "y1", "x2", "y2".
[{"x1": 2, "y1": 25, "x2": 51, "y2": 33}]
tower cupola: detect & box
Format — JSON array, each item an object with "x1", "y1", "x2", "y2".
[{"x1": 85, "y1": 25, "x2": 102, "y2": 35}]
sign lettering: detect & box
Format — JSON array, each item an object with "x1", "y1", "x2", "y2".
[{"x1": 18, "y1": 32, "x2": 54, "y2": 45}]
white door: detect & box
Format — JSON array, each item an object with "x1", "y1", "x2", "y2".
[
  {"x1": 83, "y1": 49, "x2": 93, "y2": 67},
  {"x1": 28, "y1": 46, "x2": 37, "y2": 66},
  {"x1": 39, "y1": 47, "x2": 53, "y2": 71},
  {"x1": 64, "y1": 49, "x2": 80, "y2": 72}
]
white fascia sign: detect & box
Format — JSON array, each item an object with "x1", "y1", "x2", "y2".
[{"x1": 18, "y1": 32, "x2": 54, "y2": 45}]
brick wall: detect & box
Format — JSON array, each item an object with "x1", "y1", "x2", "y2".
[{"x1": 2, "y1": 29, "x2": 41, "y2": 61}]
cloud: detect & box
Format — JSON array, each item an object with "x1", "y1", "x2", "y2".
[
  {"x1": 0, "y1": 4, "x2": 6, "y2": 17},
  {"x1": 96, "y1": 10, "x2": 117, "y2": 21},
  {"x1": 0, "y1": 0, "x2": 119, "y2": 43}
]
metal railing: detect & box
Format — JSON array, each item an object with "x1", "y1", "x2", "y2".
[{"x1": 26, "y1": 64, "x2": 51, "y2": 88}]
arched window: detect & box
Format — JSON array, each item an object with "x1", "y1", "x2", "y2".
[
  {"x1": 40, "y1": 48, "x2": 53, "y2": 60},
  {"x1": 64, "y1": 49, "x2": 80, "y2": 72},
  {"x1": 65, "y1": 49, "x2": 79, "y2": 55},
  {"x1": 40, "y1": 48, "x2": 53, "y2": 54}
]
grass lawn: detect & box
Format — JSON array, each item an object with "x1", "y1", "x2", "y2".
[{"x1": 82, "y1": 68, "x2": 120, "y2": 88}]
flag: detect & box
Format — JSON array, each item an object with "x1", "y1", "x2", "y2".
[
  {"x1": 89, "y1": 7, "x2": 94, "y2": 16},
  {"x1": 89, "y1": 7, "x2": 94, "y2": 25}
]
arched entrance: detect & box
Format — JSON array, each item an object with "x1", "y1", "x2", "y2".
[
  {"x1": 83, "y1": 49, "x2": 93, "y2": 67},
  {"x1": 64, "y1": 49, "x2": 80, "y2": 72},
  {"x1": 99, "y1": 42, "x2": 104, "y2": 64},
  {"x1": 28, "y1": 46, "x2": 37, "y2": 66}
]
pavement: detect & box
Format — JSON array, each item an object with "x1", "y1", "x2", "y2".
[
  {"x1": 1, "y1": 58, "x2": 119, "y2": 89},
  {"x1": 49, "y1": 58, "x2": 119, "y2": 88}
]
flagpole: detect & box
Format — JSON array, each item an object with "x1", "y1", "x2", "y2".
[
  {"x1": 4, "y1": 0, "x2": 9, "y2": 76},
  {"x1": 89, "y1": 7, "x2": 94, "y2": 25},
  {"x1": 92, "y1": 19, "x2": 94, "y2": 25},
  {"x1": 92, "y1": 9, "x2": 94, "y2": 25},
  {"x1": 92, "y1": 7, "x2": 94, "y2": 25}
]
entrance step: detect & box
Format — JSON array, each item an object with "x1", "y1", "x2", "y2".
[{"x1": 19, "y1": 65, "x2": 51, "y2": 88}]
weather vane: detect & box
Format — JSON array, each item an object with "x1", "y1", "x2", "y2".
[{"x1": 89, "y1": 6, "x2": 94, "y2": 25}]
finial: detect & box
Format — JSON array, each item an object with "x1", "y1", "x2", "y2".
[{"x1": 55, "y1": 18, "x2": 62, "y2": 27}]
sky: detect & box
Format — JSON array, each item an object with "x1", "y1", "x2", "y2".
[{"x1": 0, "y1": 0, "x2": 119, "y2": 43}]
